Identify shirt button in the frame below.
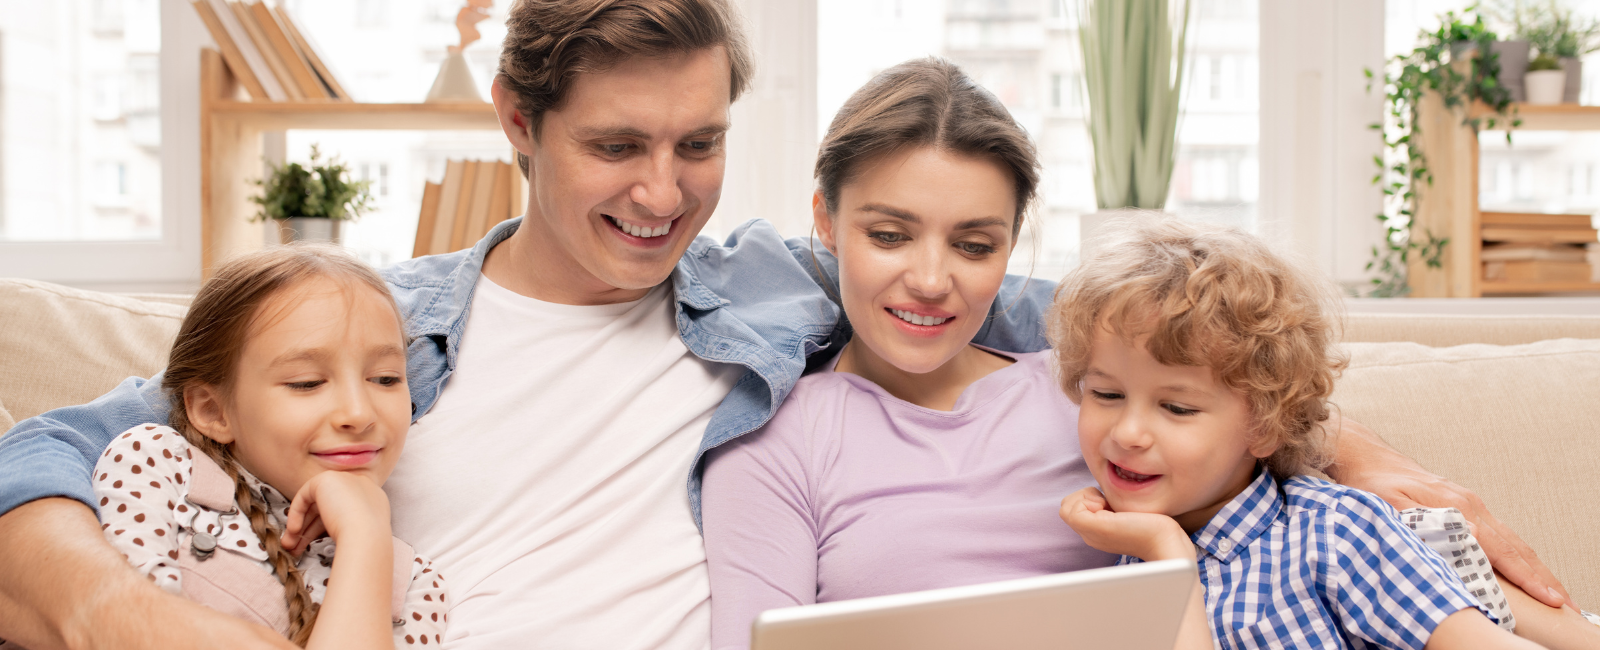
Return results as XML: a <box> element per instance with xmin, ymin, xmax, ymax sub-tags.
<box><xmin>1216</xmin><ymin>539</ymin><xmax>1233</xmax><ymax>553</ymax></box>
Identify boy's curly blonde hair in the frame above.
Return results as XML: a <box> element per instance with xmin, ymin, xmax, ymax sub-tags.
<box><xmin>1047</xmin><ymin>215</ymin><xmax>1348</xmax><ymax>480</ymax></box>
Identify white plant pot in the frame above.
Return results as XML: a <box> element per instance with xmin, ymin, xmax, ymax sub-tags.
<box><xmin>1525</xmin><ymin>69</ymin><xmax>1567</xmax><ymax>105</ymax></box>
<box><xmin>277</xmin><ymin>217</ymin><xmax>342</xmax><ymax>244</ymax></box>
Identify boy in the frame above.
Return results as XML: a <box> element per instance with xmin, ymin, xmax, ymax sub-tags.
<box><xmin>1048</xmin><ymin>218</ymin><xmax>1597</xmax><ymax>649</ymax></box>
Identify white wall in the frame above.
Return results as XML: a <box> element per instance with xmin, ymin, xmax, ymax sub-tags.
<box><xmin>1259</xmin><ymin>0</ymin><xmax>1388</xmax><ymax>289</ymax></box>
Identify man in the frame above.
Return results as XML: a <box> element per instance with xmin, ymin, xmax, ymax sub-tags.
<box><xmin>0</xmin><ymin>1</ymin><xmax>1571</xmax><ymax>649</ymax></box>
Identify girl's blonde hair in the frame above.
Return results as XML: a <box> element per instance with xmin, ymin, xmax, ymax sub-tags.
<box><xmin>1046</xmin><ymin>216</ymin><xmax>1348</xmax><ymax>479</ymax></box>
<box><xmin>161</xmin><ymin>244</ymin><xmax>401</xmax><ymax>646</ymax></box>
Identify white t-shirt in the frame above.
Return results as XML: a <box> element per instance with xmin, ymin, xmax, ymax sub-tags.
<box><xmin>386</xmin><ymin>275</ymin><xmax>742</xmax><ymax>649</ymax></box>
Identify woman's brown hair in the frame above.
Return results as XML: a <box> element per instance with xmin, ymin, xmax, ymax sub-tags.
<box><xmin>814</xmin><ymin>57</ymin><xmax>1041</xmax><ymax>238</ymax></box>
<box><xmin>162</xmin><ymin>244</ymin><xmax>400</xmax><ymax>646</ymax></box>
<box><xmin>497</xmin><ymin>0</ymin><xmax>755</xmax><ymax>177</ymax></box>
<box><xmin>1046</xmin><ymin>216</ymin><xmax>1348</xmax><ymax>480</ymax></box>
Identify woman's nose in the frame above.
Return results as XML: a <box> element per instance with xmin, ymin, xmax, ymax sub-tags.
<box><xmin>904</xmin><ymin>242</ymin><xmax>953</xmax><ymax>298</ymax></box>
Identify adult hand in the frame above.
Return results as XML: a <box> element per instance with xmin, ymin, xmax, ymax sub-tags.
<box><xmin>0</xmin><ymin>498</ymin><xmax>295</xmax><ymax>650</ymax></box>
<box><xmin>1060</xmin><ymin>488</ymin><xmax>1194</xmax><ymax>562</ymax></box>
<box><xmin>282</xmin><ymin>471</ymin><xmax>392</xmax><ymax>554</ymax></box>
<box><xmin>1324</xmin><ymin>418</ymin><xmax>1573</xmax><ymax>610</ymax></box>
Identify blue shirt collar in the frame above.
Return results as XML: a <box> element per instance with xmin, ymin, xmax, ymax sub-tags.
<box><xmin>1190</xmin><ymin>469</ymin><xmax>1281</xmax><ymax>562</ymax></box>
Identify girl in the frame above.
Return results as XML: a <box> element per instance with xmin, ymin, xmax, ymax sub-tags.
<box><xmin>700</xmin><ymin>57</ymin><xmax>1114</xmax><ymax>650</ymax></box>
<box><xmin>1051</xmin><ymin>217</ymin><xmax>1600</xmax><ymax>649</ymax></box>
<box><xmin>91</xmin><ymin>245</ymin><xmax>448</xmax><ymax>649</ymax></box>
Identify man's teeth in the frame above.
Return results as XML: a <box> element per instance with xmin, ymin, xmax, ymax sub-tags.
<box><xmin>891</xmin><ymin>309</ymin><xmax>949</xmax><ymax>327</ymax></box>
<box><xmin>608</xmin><ymin>216</ymin><xmax>671</xmax><ymax>238</ymax></box>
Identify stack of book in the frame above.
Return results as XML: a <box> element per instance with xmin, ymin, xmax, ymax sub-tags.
<box><xmin>1480</xmin><ymin>212</ymin><xmax>1599</xmax><ymax>283</ymax></box>
<box><xmin>412</xmin><ymin>160</ymin><xmax>524</xmax><ymax>257</ymax></box>
<box><xmin>191</xmin><ymin>0</ymin><xmax>349</xmax><ymax>102</ymax></box>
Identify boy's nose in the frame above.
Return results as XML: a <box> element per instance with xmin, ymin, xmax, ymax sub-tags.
<box><xmin>1108</xmin><ymin>413</ymin><xmax>1154</xmax><ymax>450</ymax></box>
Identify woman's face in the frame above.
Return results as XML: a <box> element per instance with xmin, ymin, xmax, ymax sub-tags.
<box><xmin>816</xmin><ymin>146</ymin><xmax>1017</xmax><ymax>375</ymax></box>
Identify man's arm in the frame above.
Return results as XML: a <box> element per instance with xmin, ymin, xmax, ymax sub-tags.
<box><xmin>1323</xmin><ymin>417</ymin><xmax>1573</xmax><ymax>609</ymax></box>
<box><xmin>0</xmin><ymin>499</ymin><xmax>293</xmax><ymax>650</ymax></box>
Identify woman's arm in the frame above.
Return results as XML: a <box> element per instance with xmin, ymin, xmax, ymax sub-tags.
<box><xmin>702</xmin><ymin>419</ymin><xmax>823</xmax><ymax>650</ymax></box>
<box><xmin>1425</xmin><ymin>609</ymin><xmax>1542</xmax><ymax>650</ymax></box>
<box><xmin>283</xmin><ymin>472</ymin><xmax>394</xmax><ymax>650</ymax></box>
<box><xmin>1496</xmin><ymin>573</ymin><xmax>1600</xmax><ymax>649</ymax></box>
<box><xmin>1322</xmin><ymin>417</ymin><xmax>1571</xmax><ymax>609</ymax></box>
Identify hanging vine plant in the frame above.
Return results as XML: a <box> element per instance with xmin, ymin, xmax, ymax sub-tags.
<box><xmin>1364</xmin><ymin>10</ymin><xmax>1519</xmax><ymax>296</ymax></box>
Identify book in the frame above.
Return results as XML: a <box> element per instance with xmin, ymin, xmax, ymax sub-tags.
<box><xmin>480</xmin><ymin>162</ymin><xmax>512</xmax><ymax>243</ymax></box>
<box><xmin>431</xmin><ymin>160</ymin><xmax>468</xmax><ymax>256</ymax></box>
<box><xmin>1480</xmin><ymin>212</ymin><xmax>1594</xmax><ymax>228</ymax></box>
<box><xmin>274</xmin><ymin>5</ymin><xmax>350</xmax><ymax>101</ymax></box>
<box><xmin>455</xmin><ymin>161</ymin><xmax>496</xmax><ymax>251</ymax></box>
<box><xmin>200</xmin><ymin>0</ymin><xmax>287</xmax><ymax>101</ymax></box>
<box><xmin>191</xmin><ymin>1</ymin><xmax>270</xmax><ymax>100</ymax></box>
<box><xmin>228</xmin><ymin>1</ymin><xmax>304</xmax><ymax>101</ymax></box>
<box><xmin>1480</xmin><ymin>243</ymin><xmax>1588</xmax><ymax>263</ymax></box>
<box><xmin>1483</xmin><ymin>260</ymin><xmax>1595</xmax><ymax>283</ymax></box>
<box><xmin>443</xmin><ymin>162</ymin><xmax>481</xmax><ymax>254</ymax></box>
<box><xmin>1481</xmin><ymin>226</ymin><xmax>1599</xmax><ymax>244</ymax></box>
<box><xmin>247</xmin><ymin>1</ymin><xmax>330</xmax><ymax>100</ymax></box>
<box><xmin>413</xmin><ymin>181</ymin><xmax>443</xmax><ymax>258</ymax></box>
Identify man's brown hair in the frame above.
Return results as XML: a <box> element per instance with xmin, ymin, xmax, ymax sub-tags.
<box><xmin>497</xmin><ymin>0</ymin><xmax>755</xmax><ymax>177</ymax></box>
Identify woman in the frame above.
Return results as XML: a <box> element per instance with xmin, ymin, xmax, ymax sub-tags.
<box><xmin>700</xmin><ymin>58</ymin><xmax>1114</xmax><ymax>650</ymax></box>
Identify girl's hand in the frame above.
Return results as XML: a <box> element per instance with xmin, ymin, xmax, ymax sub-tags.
<box><xmin>281</xmin><ymin>471</ymin><xmax>392</xmax><ymax>554</ymax></box>
<box><xmin>1060</xmin><ymin>488</ymin><xmax>1195</xmax><ymax>562</ymax></box>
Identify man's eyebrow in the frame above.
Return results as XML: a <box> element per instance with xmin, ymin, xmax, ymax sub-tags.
<box><xmin>571</xmin><ymin>123</ymin><xmax>730</xmax><ymax>141</ymax></box>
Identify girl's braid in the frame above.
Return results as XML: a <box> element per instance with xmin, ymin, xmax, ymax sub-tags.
<box><xmin>182</xmin><ymin>431</ymin><xmax>322</xmax><ymax>646</ymax></box>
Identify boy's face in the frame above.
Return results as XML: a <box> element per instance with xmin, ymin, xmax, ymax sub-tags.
<box><xmin>1078</xmin><ymin>328</ymin><xmax>1277</xmax><ymax>534</ymax></box>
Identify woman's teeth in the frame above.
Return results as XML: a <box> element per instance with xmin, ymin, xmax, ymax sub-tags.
<box><xmin>891</xmin><ymin>309</ymin><xmax>949</xmax><ymax>327</ymax></box>
<box><xmin>608</xmin><ymin>216</ymin><xmax>670</xmax><ymax>238</ymax></box>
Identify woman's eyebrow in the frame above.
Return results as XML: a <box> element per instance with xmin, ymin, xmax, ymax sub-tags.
<box><xmin>858</xmin><ymin>202</ymin><xmax>919</xmax><ymax>222</ymax></box>
<box><xmin>954</xmin><ymin>216</ymin><xmax>1009</xmax><ymax>230</ymax></box>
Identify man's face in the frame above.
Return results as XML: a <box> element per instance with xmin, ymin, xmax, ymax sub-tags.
<box><xmin>516</xmin><ymin>48</ymin><xmax>732</xmax><ymax>301</ymax></box>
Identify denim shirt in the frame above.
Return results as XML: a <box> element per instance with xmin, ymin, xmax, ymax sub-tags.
<box><xmin>0</xmin><ymin>217</ymin><xmax>1057</xmax><ymax>526</ymax></box>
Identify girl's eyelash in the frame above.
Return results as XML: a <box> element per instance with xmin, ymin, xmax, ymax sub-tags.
<box><xmin>287</xmin><ymin>380</ymin><xmax>323</xmax><ymax>391</ymax></box>
<box><xmin>373</xmin><ymin>376</ymin><xmax>403</xmax><ymax>387</ymax></box>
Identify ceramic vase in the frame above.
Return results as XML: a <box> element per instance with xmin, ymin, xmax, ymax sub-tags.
<box><xmin>1525</xmin><ymin>69</ymin><xmax>1567</xmax><ymax>105</ymax></box>
<box><xmin>1492</xmin><ymin>41</ymin><xmax>1531</xmax><ymax>102</ymax></box>
<box><xmin>1562</xmin><ymin>58</ymin><xmax>1584</xmax><ymax>103</ymax></box>
<box><xmin>426</xmin><ymin>51</ymin><xmax>483</xmax><ymax>102</ymax></box>
<box><xmin>278</xmin><ymin>217</ymin><xmax>342</xmax><ymax>245</ymax></box>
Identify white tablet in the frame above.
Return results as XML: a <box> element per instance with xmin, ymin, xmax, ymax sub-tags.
<box><xmin>750</xmin><ymin>558</ymin><xmax>1196</xmax><ymax>650</ymax></box>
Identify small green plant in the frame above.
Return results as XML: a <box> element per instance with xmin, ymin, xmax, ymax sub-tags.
<box><xmin>1362</xmin><ymin>9</ymin><xmax>1519</xmax><ymax>297</ymax></box>
<box><xmin>1528</xmin><ymin>53</ymin><xmax>1563</xmax><ymax>70</ymax></box>
<box><xmin>1498</xmin><ymin>0</ymin><xmax>1600</xmax><ymax>58</ymax></box>
<box><xmin>250</xmin><ymin>145</ymin><xmax>374</xmax><ymax>221</ymax></box>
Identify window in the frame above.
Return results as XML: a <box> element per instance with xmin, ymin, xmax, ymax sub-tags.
<box><xmin>0</xmin><ymin>1</ymin><xmax>160</xmax><ymax>243</ymax></box>
<box><xmin>819</xmin><ymin>0</ymin><xmax>1259</xmax><ymax>280</ymax></box>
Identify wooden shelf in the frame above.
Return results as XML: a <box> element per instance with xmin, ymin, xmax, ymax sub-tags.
<box><xmin>208</xmin><ymin>100</ymin><xmax>498</xmax><ymax>131</ymax></box>
<box><xmin>1482</xmin><ymin>280</ymin><xmax>1600</xmax><ymax>295</ymax></box>
<box><xmin>1470</xmin><ymin>102</ymin><xmax>1600</xmax><ymax>131</ymax></box>
<box><xmin>199</xmin><ymin>49</ymin><xmax>504</xmax><ymax>276</ymax></box>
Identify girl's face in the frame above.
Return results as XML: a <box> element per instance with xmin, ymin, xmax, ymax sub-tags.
<box><xmin>193</xmin><ymin>276</ymin><xmax>411</xmax><ymax>499</ymax></box>
<box><xmin>1077</xmin><ymin>328</ymin><xmax>1277</xmax><ymax>533</ymax></box>
<box><xmin>815</xmin><ymin>146</ymin><xmax>1017</xmax><ymax>375</ymax></box>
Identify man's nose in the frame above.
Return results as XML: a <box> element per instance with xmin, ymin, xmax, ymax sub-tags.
<box><xmin>630</xmin><ymin>148</ymin><xmax>683</xmax><ymax>218</ymax></box>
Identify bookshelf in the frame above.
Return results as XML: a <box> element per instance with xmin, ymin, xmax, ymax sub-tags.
<box><xmin>199</xmin><ymin>49</ymin><xmax>502</xmax><ymax>275</ymax></box>
<box><xmin>1408</xmin><ymin>95</ymin><xmax>1600</xmax><ymax>297</ymax></box>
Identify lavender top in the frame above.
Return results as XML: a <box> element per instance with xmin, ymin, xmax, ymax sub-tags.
<box><xmin>701</xmin><ymin>350</ymin><xmax>1116</xmax><ymax>650</ymax></box>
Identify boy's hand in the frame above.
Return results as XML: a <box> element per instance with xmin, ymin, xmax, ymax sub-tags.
<box><xmin>281</xmin><ymin>471</ymin><xmax>392</xmax><ymax>554</ymax></box>
<box><xmin>1060</xmin><ymin>488</ymin><xmax>1195</xmax><ymax>562</ymax></box>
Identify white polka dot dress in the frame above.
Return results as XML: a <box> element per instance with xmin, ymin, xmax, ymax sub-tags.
<box><xmin>92</xmin><ymin>424</ymin><xmax>450</xmax><ymax>647</ymax></box>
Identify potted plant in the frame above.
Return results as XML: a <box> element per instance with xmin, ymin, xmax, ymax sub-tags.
<box><xmin>250</xmin><ymin>145</ymin><xmax>374</xmax><ymax>244</ymax></box>
<box><xmin>1364</xmin><ymin>9</ymin><xmax>1518</xmax><ymax>296</ymax></box>
<box><xmin>1075</xmin><ymin>0</ymin><xmax>1191</xmax><ymax>256</ymax></box>
<box><xmin>1525</xmin><ymin>52</ymin><xmax>1567</xmax><ymax>103</ymax></box>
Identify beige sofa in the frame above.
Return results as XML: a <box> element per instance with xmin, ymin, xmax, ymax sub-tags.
<box><xmin>2</xmin><ymin>277</ymin><xmax>1598</xmax><ymax>608</ymax></box>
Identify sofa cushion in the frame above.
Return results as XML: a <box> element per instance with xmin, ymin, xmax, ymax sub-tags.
<box><xmin>1343</xmin><ymin>313</ymin><xmax>1600</xmax><ymax>347</ymax></box>
<box><xmin>1332</xmin><ymin>337</ymin><xmax>1600</xmax><ymax>609</ymax></box>
<box><xmin>0</xmin><ymin>278</ymin><xmax>186</xmax><ymax>425</ymax></box>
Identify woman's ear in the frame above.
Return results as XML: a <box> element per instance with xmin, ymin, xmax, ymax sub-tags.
<box><xmin>184</xmin><ymin>384</ymin><xmax>235</xmax><ymax>445</ymax></box>
<box><xmin>812</xmin><ymin>192</ymin><xmax>839</xmax><ymax>255</ymax></box>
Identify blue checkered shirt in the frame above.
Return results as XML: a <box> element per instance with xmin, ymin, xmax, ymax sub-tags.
<box><xmin>1119</xmin><ymin>471</ymin><xmax>1492</xmax><ymax>649</ymax></box>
